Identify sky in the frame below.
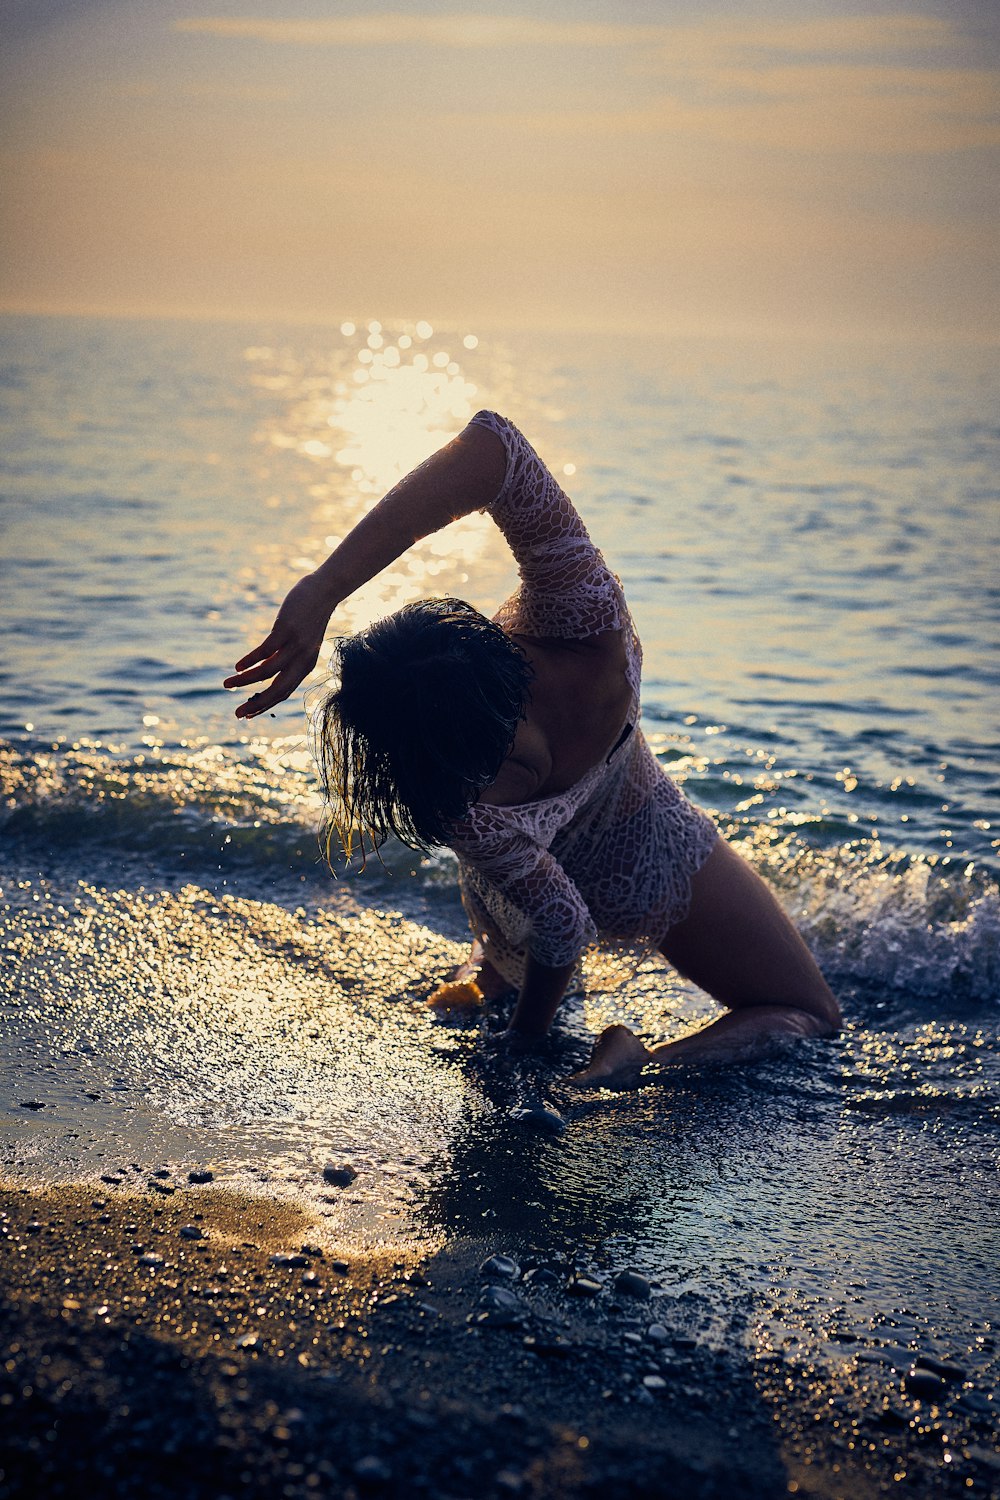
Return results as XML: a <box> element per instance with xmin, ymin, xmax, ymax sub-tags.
<box><xmin>1</xmin><ymin>0</ymin><xmax>998</xmax><ymax>339</ymax></box>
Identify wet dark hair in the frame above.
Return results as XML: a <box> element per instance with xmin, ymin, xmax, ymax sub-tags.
<box><xmin>315</xmin><ymin>598</ymin><xmax>533</xmax><ymax>860</ymax></box>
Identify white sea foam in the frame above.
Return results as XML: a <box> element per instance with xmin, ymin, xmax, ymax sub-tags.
<box><xmin>790</xmin><ymin>846</ymin><xmax>999</xmax><ymax>1002</ymax></box>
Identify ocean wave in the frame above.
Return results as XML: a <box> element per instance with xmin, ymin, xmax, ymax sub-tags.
<box><xmin>0</xmin><ymin>737</ymin><xmax>325</xmax><ymax>871</ymax></box>
<box><xmin>771</xmin><ymin>837</ymin><xmax>999</xmax><ymax>1006</ymax></box>
<box><xmin>2</xmin><ymin>738</ymin><xmax>997</xmax><ymax>1003</ymax></box>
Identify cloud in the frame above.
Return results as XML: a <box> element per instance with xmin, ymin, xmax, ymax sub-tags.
<box><xmin>461</xmin><ymin>63</ymin><xmax>1000</xmax><ymax>155</ymax></box>
<box><xmin>174</xmin><ymin>15</ymin><xmax>670</xmax><ymax>48</ymax></box>
<box><xmin>169</xmin><ymin>13</ymin><xmax>998</xmax><ymax>154</ymax></box>
<box><xmin>652</xmin><ymin>14</ymin><xmax>952</xmax><ymax>61</ymax></box>
<box><xmin>173</xmin><ymin>13</ymin><xmax>951</xmax><ymax>55</ymax></box>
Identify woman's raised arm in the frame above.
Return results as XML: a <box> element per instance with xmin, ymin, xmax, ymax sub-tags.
<box><xmin>224</xmin><ymin>421</ymin><xmax>506</xmax><ymax>718</ymax></box>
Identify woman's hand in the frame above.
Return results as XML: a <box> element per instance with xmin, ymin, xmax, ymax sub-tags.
<box><xmin>222</xmin><ymin>421</ymin><xmax>504</xmax><ymax>720</ymax></box>
<box><xmin>224</xmin><ymin>572</ymin><xmax>336</xmax><ymax>718</ymax></box>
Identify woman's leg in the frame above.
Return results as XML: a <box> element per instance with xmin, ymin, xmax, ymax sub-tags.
<box><xmin>571</xmin><ymin>839</ymin><xmax>840</xmax><ymax>1085</ymax></box>
<box><xmin>436</xmin><ymin>889</ymin><xmax>517</xmax><ymax>1002</ymax></box>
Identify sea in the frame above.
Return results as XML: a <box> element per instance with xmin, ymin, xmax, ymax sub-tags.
<box><xmin>1</xmin><ymin>313</ymin><xmax>998</xmax><ymax>1440</ymax></box>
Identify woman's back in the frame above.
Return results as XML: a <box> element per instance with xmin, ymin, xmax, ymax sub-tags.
<box><xmin>479</xmin><ymin>628</ymin><xmax>634</xmax><ymax>806</ymax></box>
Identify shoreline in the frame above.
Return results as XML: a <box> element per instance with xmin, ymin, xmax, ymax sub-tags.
<box><xmin>2</xmin><ymin>1178</ymin><xmax>995</xmax><ymax>1499</ymax></box>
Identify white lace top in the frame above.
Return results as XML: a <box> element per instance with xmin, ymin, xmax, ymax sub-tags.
<box><xmin>448</xmin><ymin>411</ymin><xmax>718</xmax><ymax>984</ymax></box>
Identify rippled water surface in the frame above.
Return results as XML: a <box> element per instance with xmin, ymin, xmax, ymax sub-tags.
<box><xmin>1</xmin><ymin>315</ymin><xmax>998</xmax><ymax>1459</ymax></box>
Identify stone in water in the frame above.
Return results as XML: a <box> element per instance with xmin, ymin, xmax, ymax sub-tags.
<box><xmin>323</xmin><ymin>1162</ymin><xmax>357</xmax><ymax>1187</ymax></box>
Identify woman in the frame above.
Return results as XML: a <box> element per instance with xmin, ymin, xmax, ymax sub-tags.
<box><xmin>225</xmin><ymin>411</ymin><xmax>839</xmax><ymax>1085</ymax></box>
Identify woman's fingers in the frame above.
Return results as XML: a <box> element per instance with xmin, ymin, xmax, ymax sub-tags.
<box><xmin>235</xmin><ymin>663</ymin><xmax>309</xmax><ymax>718</ymax></box>
<box><xmin>227</xmin><ymin>572</ymin><xmax>334</xmax><ymax>717</ymax></box>
<box><xmin>233</xmin><ymin>633</ymin><xmax>278</xmax><ymax>673</ymax></box>
<box><xmin>227</xmin><ymin>642</ymin><xmax>319</xmax><ymax>717</ymax></box>
<box><xmin>223</xmin><ymin>654</ymin><xmax>286</xmax><ymax>690</ymax></box>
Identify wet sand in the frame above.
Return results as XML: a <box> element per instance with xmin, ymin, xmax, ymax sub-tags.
<box><xmin>2</xmin><ymin>1178</ymin><xmax>996</xmax><ymax>1500</ymax></box>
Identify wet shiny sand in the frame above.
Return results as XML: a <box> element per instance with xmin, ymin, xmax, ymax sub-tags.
<box><xmin>2</xmin><ymin>1177</ymin><xmax>996</xmax><ymax>1500</ymax></box>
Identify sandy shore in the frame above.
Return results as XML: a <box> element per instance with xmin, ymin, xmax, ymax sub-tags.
<box><xmin>1</xmin><ymin>1177</ymin><xmax>995</xmax><ymax>1500</ymax></box>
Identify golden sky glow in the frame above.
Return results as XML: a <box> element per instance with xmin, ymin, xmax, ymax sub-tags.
<box><xmin>1</xmin><ymin>3</ymin><xmax>997</xmax><ymax>339</ymax></box>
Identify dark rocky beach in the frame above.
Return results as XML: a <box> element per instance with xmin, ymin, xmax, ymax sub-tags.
<box><xmin>1</xmin><ymin>1176</ymin><xmax>996</xmax><ymax>1500</ymax></box>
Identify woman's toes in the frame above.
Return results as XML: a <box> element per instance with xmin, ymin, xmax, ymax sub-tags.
<box><xmin>566</xmin><ymin>1025</ymin><xmax>650</xmax><ymax>1088</ymax></box>
<box><xmin>436</xmin><ymin>953</ymin><xmax>513</xmax><ymax>1006</ymax></box>
<box><xmin>427</xmin><ymin>977</ymin><xmax>484</xmax><ymax>1011</ymax></box>
<box><xmin>592</xmin><ymin>1024</ymin><xmax>639</xmax><ymax>1060</ymax></box>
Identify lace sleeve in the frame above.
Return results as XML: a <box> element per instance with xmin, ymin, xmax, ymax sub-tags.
<box><xmin>467</xmin><ymin>410</ymin><xmax>628</xmax><ymax>640</ymax></box>
<box><xmin>449</xmin><ymin>803</ymin><xmax>596</xmax><ymax>968</ymax></box>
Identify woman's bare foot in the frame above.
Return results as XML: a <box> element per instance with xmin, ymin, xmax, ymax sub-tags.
<box><xmin>566</xmin><ymin>1024</ymin><xmax>651</xmax><ymax>1090</ymax></box>
<box><xmin>432</xmin><ymin>942</ymin><xmax>513</xmax><ymax>1004</ymax></box>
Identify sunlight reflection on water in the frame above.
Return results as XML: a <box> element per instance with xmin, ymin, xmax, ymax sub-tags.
<box><xmin>245</xmin><ymin>323</ymin><xmax>501</xmax><ymax>634</ymax></box>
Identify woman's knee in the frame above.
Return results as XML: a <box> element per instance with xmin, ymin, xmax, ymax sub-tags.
<box><xmin>791</xmin><ymin>990</ymin><xmax>839</xmax><ymax>1038</ymax></box>
<box><xmin>799</xmin><ymin>982</ymin><xmax>842</xmax><ymax>1035</ymax></box>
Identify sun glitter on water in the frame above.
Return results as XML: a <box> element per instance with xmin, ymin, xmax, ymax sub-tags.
<box><xmin>246</xmin><ymin>320</ymin><xmax>498</xmax><ymax>635</ymax></box>
<box><xmin>330</xmin><ymin>318</ymin><xmax>479</xmax><ymax>495</ymax></box>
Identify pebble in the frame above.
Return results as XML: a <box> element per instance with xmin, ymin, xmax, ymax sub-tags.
<box><xmin>330</xmin><ymin>1258</ymin><xmax>350</xmax><ymax>1275</ymax></box>
<box><xmin>476</xmin><ymin>1284</ymin><xmax>524</xmax><ymax>1332</ymax></box>
<box><xmin>474</xmin><ymin>1308</ymin><xmax>519</xmax><ymax>1329</ymax></box>
<box><xmin>480</xmin><ymin>1285</ymin><xmax>522</xmax><ymax>1314</ymax></box>
<box><xmin>902</xmin><ymin>1368</ymin><xmax>946</xmax><ymax>1400</ymax></box>
<box><xmin>508</xmin><ymin>1103</ymin><xmax>566</xmax><ymax>1136</ymax></box>
<box><xmin>322</xmin><ymin>1163</ymin><xmax>357</xmax><ymax>1187</ymax></box>
<box><xmin>614</xmin><ymin>1270</ymin><xmax>651</xmax><ymax>1300</ymax></box>
<box><xmin>647</xmin><ymin>1324</ymin><xmax>669</xmax><ymax>1343</ymax></box>
<box><xmin>353</xmin><ymin>1455</ymin><xmax>391</xmax><ymax>1483</ymax></box>
<box><xmin>269</xmin><ymin>1252</ymin><xmax>311</xmax><ymax>1268</ymax></box>
<box><xmin>643</xmin><ymin>1374</ymin><xmax>668</xmax><ymax>1390</ymax></box>
<box><xmin>138</xmin><ymin>1253</ymin><xmax>164</xmax><ymax>1267</ymax></box>
<box><xmin>179</xmin><ymin>1225</ymin><xmax>204</xmax><ymax>1240</ymax></box>
<box><xmin>480</xmin><ymin>1254</ymin><xmax>519</xmax><ymax>1281</ymax></box>
<box><xmin>236</xmin><ymin>1333</ymin><xmax>260</xmax><ymax>1350</ymax></box>
<box><xmin>566</xmin><ymin>1275</ymin><xmax>603</xmax><ymax>1298</ymax></box>
<box><xmin>523</xmin><ymin>1266</ymin><xmax>559</xmax><ymax>1288</ymax></box>
<box><xmin>187</xmin><ymin>1169</ymin><xmax>214</xmax><ymax>1184</ymax></box>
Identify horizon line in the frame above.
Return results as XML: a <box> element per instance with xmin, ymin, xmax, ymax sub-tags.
<box><xmin>2</xmin><ymin>300</ymin><xmax>997</xmax><ymax>350</ymax></box>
